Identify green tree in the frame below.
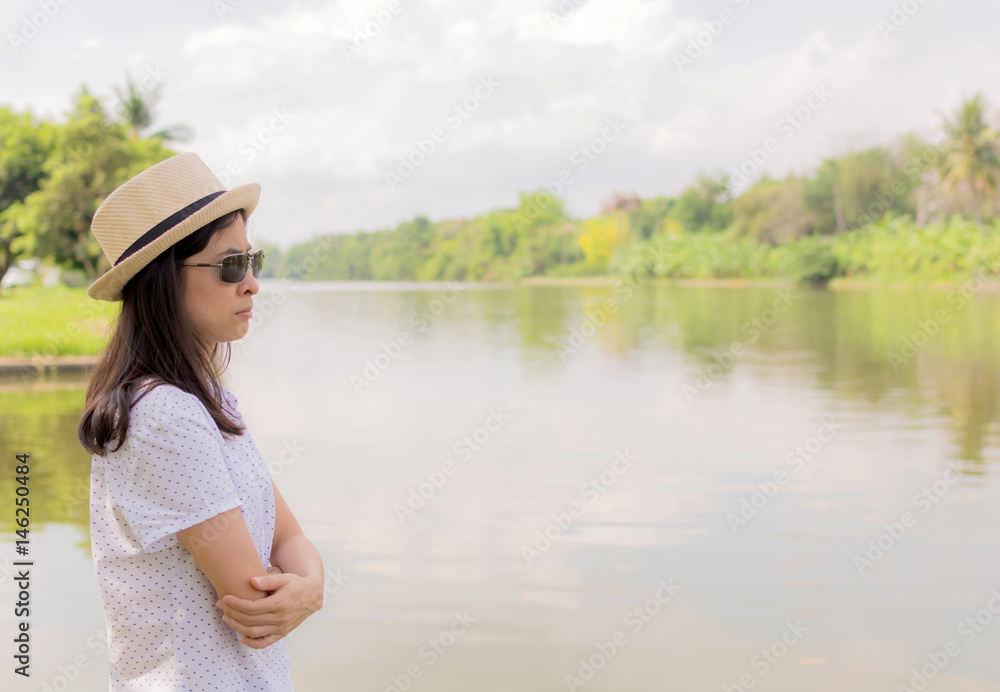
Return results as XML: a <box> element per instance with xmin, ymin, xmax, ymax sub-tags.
<box><xmin>669</xmin><ymin>172</ymin><xmax>732</xmax><ymax>232</ymax></box>
<box><xmin>9</xmin><ymin>87</ymin><xmax>174</xmax><ymax>279</ymax></box>
<box><xmin>889</xmin><ymin>131</ymin><xmax>946</xmax><ymax>227</ymax></box>
<box><xmin>939</xmin><ymin>92</ymin><xmax>1000</xmax><ymax>234</ymax></box>
<box><xmin>628</xmin><ymin>195</ymin><xmax>673</xmax><ymax>239</ymax></box>
<box><xmin>254</xmin><ymin>242</ymin><xmax>283</xmax><ymax>279</ymax></box>
<box><xmin>730</xmin><ymin>175</ymin><xmax>815</xmax><ymax>244</ymax></box>
<box><xmin>506</xmin><ymin>191</ymin><xmax>572</xmax><ymax>276</ymax></box>
<box><xmin>369</xmin><ymin>215</ymin><xmax>434</xmax><ymax>280</ymax></box>
<box><xmin>111</xmin><ymin>71</ymin><xmax>194</xmax><ymax>143</ymax></box>
<box><xmin>805</xmin><ymin>148</ymin><xmax>911</xmax><ymax>233</ymax></box>
<box><xmin>0</xmin><ymin>108</ymin><xmax>57</xmax><ymax>291</ymax></box>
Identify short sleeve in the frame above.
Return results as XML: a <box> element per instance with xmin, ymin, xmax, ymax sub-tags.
<box><xmin>107</xmin><ymin>385</ymin><xmax>243</xmax><ymax>553</ymax></box>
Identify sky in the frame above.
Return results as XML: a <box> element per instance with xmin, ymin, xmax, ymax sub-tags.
<box><xmin>2</xmin><ymin>0</ymin><xmax>998</xmax><ymax>252</ymax></box>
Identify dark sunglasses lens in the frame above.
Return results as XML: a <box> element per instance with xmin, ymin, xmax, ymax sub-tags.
<box><xmin>220</xmin><ymin>254</ymin><xmax>249</xmax><ymax>283</ymax></box>
<box><xmin>251</xmin><ymin>250</ymin><xmax>264</xmax><ymax>278</ymax></box>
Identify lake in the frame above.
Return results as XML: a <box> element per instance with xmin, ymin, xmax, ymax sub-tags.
<box><xmin>2</xmin><ymin>279</ymin><xmax>1000</xmax><ymax>691</ymax></box>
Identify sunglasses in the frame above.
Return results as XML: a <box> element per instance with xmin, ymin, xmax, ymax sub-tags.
<box><xmin>180</xmin><ymin>250</ymin><xmax>265</xmax><ymax>283</ymax></box>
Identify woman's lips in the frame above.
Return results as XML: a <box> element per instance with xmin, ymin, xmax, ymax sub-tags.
<box><xmin>237</xmin><ymin>308</ymin><xmax>253</xmax><ymax>318</ymax></box>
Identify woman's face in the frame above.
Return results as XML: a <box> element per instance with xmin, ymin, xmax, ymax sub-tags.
<box><xmin>180</xmin><ymin>213</ymin><xmax>258</xmax><ymax>350</ymax></box>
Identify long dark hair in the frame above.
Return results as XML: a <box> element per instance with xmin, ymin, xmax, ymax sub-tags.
<box><xmin>77</xmin><ymin>209</ymin><xmax>248</xmax><ymax>456</ymax></box>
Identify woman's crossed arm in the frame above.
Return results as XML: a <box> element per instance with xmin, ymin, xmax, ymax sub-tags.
<box><xmin>178</xmin><ymin>479</ymin><xmax>325</xmax><ymax>648</ymax></box>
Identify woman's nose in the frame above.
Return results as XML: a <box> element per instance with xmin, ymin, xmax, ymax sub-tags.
<box><xmin>241</xmin><ymin>270</ymin><xmax>259</xmax><ymax>295</ymax></box>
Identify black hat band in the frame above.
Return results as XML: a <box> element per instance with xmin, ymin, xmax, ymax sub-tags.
<box><xmin>114</xmin><ymin>191</ymin><xmax>226</xmax><ymax>266</ymax></box>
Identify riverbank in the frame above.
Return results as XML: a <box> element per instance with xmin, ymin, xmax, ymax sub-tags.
<box><xmin>0</xmin><ymin>355</ymin><xmax>99</xmax><ymax>377</ymax></box>
<box><xmin>6</xmin><ymin>276</ymin><xmax>1000</xmax><ymax>361</ymax></box>
<box><xmin>827</xmin><ymin>277</ymin><xmax>1000</xmax><ymax>291</ymax></box>
<box><xmin>522</xmin><ymin>275</ymin><xmax>1000</xmax><ymax>291</ymax></box>
<box><xmin>521</xmin><ymin>276</ymin><xmax>798</xmax><ymax>287</ymax></box>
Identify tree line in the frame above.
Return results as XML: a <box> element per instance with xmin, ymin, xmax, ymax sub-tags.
<box><xmin>266</xmin><ymin>92</ymin><xmax>1000</xmax><ymax>285</ymax></box>
<box><xmin>2</xmin><ymin>79</ymin><xmax>998</xmax><ymax>290</ymax></box>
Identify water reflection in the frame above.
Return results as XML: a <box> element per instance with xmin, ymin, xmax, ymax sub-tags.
<box><xmin>3</xmin><ymin>282</ymin><xmax>1000</xmax><ymax>690</ymax></box>
<box><xmin>0</xmin><ymin>379</ymin><xmax>91</xmax><ymax>539</ymax></box>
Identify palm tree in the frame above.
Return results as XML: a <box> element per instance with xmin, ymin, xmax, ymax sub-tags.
<box><xmin>111</xmin><ymin>72</ymin><xmax>194</xmax><ymax>143</ymax></box>
<box><xmin>938</xmin><ymin>92</ymin><xmax>1000</xmax><ymax>235</ymax></box>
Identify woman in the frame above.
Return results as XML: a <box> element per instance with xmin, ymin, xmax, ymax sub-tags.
<box><xmin>77</xmin><ymin>152</ymin><xmax>324</xmax><ymax>690</ymax></box>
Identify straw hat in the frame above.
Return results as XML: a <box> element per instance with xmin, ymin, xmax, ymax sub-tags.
<box><xmin>87</xmin><ymin>152</ymin><xmax>260</xmax><ymax>301</ymax></box>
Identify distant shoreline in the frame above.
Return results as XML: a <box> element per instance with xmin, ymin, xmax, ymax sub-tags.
<box><xmin>518</xmin><ymin>276</ymin><xmax>796</xmax><ymax>287</ymax></box>
<box><xmin>519</xmin><ymin>276</ymin><xmax>1000</xmax><ymax>290</ymax></box>
<box><xmin>5</xmin><ymin>277</ymin><xmax>1000</xmax><ymax>366</ymax></box>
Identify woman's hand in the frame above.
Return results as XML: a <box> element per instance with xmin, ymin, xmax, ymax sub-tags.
<box><xmin>216</xmin><ymin>572</ymin><xmax>323</xmax><ymax>649</ymax></box>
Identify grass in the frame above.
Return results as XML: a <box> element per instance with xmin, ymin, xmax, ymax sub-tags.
<box><xmin>0</xmin><ymin>284</ymin><xmax>116</xmax><ymax>357</ymax></box>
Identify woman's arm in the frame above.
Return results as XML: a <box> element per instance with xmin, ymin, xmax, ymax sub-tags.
<box><xmin>269</xmin><ymin>480</ymin><xmax>324</xmax><ymax>581</ymax></box>
<box><xmin>215</xmin><ymin>480</ymin><xmax>324</xmax><ymax>648</ymax></box>
<box><xmin>177</xmin><ymin>506</ymin><xmax>271</xmax><ymax>601</ymax></box>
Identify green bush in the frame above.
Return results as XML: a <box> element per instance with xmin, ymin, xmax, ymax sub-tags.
<box><xmin>784</xmin><ymin>235</ymin><xmax>841</xmax><ymax>286</ymax></box>
<box><xmin>831</xmin><ymin>214</ymin><xmax>1000</xmax><ymax>281</ymax></box>
<box><xmin>607</xmin><ymin>214</ymin><xmax>1000</xmax><ymax>285</ymax></box>
<box><xmin>609</xmin><ymin>233</ymin><xmax>784</xmax><ymax>280</ymax></box>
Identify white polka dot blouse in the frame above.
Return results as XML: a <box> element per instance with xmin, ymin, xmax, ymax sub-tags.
<box><xmin>89</xmin><ymin>380</ymin><xmax>294</xmax><ymax>691</ymax></box>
